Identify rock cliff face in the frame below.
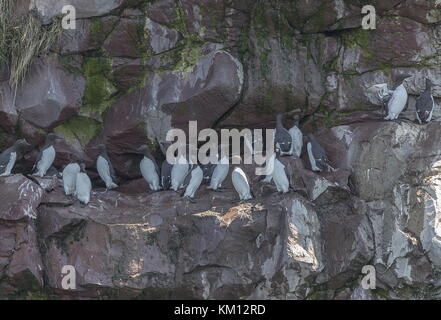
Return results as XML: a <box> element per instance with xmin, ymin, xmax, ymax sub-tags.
<box><xmin>0</xmin><ymin>0</ymin><xmax>441</xmax><ymax>299</ymax></box>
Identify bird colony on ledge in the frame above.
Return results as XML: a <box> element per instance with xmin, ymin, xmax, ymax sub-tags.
<box><xmin>0</xmin><ymin>75</ymin><xmax>435</xmax><ymax>205</ymax></box>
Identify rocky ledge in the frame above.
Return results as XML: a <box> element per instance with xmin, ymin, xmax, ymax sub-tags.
<box><xmin>2</xmin><ymin>120</ymin><xmax>441</xmax><ymax>300</ymax></box>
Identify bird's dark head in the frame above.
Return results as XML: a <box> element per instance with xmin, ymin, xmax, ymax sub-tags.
<box><xmin>426</xmin><ymin>78</ymin><xmax>433</xmax><ymax>90</ymax></box>
<box><xmin>69</xmin><ymin>153</ymin><xmax>81</xmax><ymax>163</ymax></box>
<box><xmin>159</xmin><ymin>141</ymin><xmax>172</xmax><ymax>155</ymax></box>
<box><xmin>92</xmin><ymin>144</ymin><xmax>106</xmax><ymax>152</ymax></box>
<box><xmin>394</xmin><ymin>74</ymin><xmax>412</xmax><ymax>87</ymax></box>
<box><xmin>47</xmin><ymin>133</ymin><xmax>63</xmax><ymax>143</ymax></box>
<box><xmin>276</xmin><ymin>113</ymin><xmax>284</xmax><ymax>123</ymax></box>
<box><xmin>136</xmin><ymin>145</ymin><xmax>149</xmax><ymax>152</ymax></box>
<box><xmin>137</xmin><ymin>144</ymin><xmax>152</xmax><ymax>157</ymax></box>
<box><xmin>15</xmin><ymin>139</ymin><xmax>31</xmax><ymax>149</ymax></box>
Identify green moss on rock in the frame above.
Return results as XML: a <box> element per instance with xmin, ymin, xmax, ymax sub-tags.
<box><xmin>82</xmin><ymin>56</ymin><xmax>116</xmax><ymax>115</ymax></box>
<box><xmin>54</xmin><ymin>116</ymin><xmax>102</xmax><ymax>146</ymax></box>
<box><xmin>169</xmin><ymin>2</ymin><xmax>205</xmax><ymax>75</ymax></box>
<box><xmin>342</xmin><ymin>29</ymin><xmax>373</xmax><ymax>60</ymax></box>
<box><xmin>90</xmin><ymin>17</ymin><xmax>103</xmax><ymax>36</ymax></box>
<box><xmin>83</xmin><ymin>56</ymin><xmax>112</xmax><ymax>77</ymax></box>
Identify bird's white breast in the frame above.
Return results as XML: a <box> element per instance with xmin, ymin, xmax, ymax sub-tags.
<box><xmin>97</xmin><ymin>156</ymin><xmax>111</xmax><ymax>178</ymax></box>
<box><xmin>2</xmin><ymin>152</ymin><xmax>17</xmax><ymax>176</ymax></box>
<box><xmin>307</xmin><ymin>142</ymin><xmax>320</xmax><ymax>172</ymax></box>
<box><xmin>141</xmin><ymin>157</ymin><xmax>160</xmax><ymax>190</ymax></box>
<box><xmin>185</xmin><ymin>167</ymin><xmax>203</xmax><ymax>197</ymax></box>
<box><xmin>171</xmin><ymin>157</ymin><xmax>189</xmax><ymax>190</ymax></box>
<box><xmin>232</xmin><ymin>167</ymin><xmax>251</xmax><ymax>199</ymax></box>
<box><xmin>289</xmin><ymin>126</ymin><xmax>303</xmax><ymax>157</ymax></box>
<box><xmin>388</xmin><ymin>84</ymin><xmax>408</xmax><ymax>116</ymax></box>
<box><xmin>210</xmin><ymin>157</ymin><xmax>229</xmax><ymax>188</ymax></box>
<box><xmin>37</xmin><ymin>146</ymin><xmax>56</xmax><ymax>175</ymax></box>
<box><xmin>141</xmin><ymin>157</ymin><xmax>156</xmax><ymax>177</ymax></box>
<box><xmin>41</xmin><ymin>146</ymin><xmax>55</xmax><ymax>164</ymax></box>
<box><xmin>272</xmin><ymin>159</ymin><xmax>289</xmax><ymax>192</ymax></box>
<box><xmin>76</xmin><ymin>172</ymin><xmax>92</xmax><ymax>204</ymax></box>
<box><xmin>62</xmin><ymin>163</ymin><xmax>81</xmax><ymax>195</ymax></box>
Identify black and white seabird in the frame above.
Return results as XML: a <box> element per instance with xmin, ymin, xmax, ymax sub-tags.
<box><xmin>93</xmin><ymin>144</ymin><xmax>118</xmax><ymax>190</ymax></box>
<box><xmin>288</xmin><ymin>123</ymin><xmax>303</xmax><ymax>157</ymax></box>
<box><xmin>138</xmin><ymin>145</ymin><xmax>161</xmax><ymax>191</ymax></box>
<box><xmin>161</xmin><ymin>160</ymin><xmax>173</xmax><ymax>190</ymax></box>
<box><xmin>271</xmin><ymin>153</ymin><xmax>291</xmax><ymax>193</ymax></box>
<box><xmin>201</xmin><ymin>163</ymin><xmax>216</xmax><ymax>184</ymax></box>
<box><xmin>384</xmin><ymin>74</ymin><xmax>412</xmax><ymax>121</ymax></box>
<box><xmin>232</xmin><ymin>167</ymin><xmax>254</xmax><ymax>201</ymax></box>
<box><xmin>181</xmin><ymin>165</ymin><xmax>204</xmax><ymax>200</ymax></box>
<box><xmin>275</xmin><ymin>114</ymin><xmax>292</xmax><ymax>155</ymax></box>
<box><xmin>158</xmin><ymin>141</ymin><xmax>172</xmax><ymax>190</ymax></box>
<box><xmin>415</xmin><ymin>78</ymin><xmax>435</xmax><ymax>124</ymax></box>
<box><xmin>0</xmin><ymin>139</ymin><xmax>31</xmax><ymax>176</ymax></box>
<box><xmin>76</xmin><ymin>163</ymin><xmax>92</xmax><ymax>205</ymax></box>
<box><xmin>306</xmin><ymin>133</ymin><xmax>335</xmax><ymax>172</ymax></box>
<box><xmin>171</xmin><ymin>153</ymin><xmax>190</xmax><ymax>191</ymax></box>
<box><xmin>33</xmin><ymin>133</ymin><xmax>62</xmax><ymax>177</ymax></box>
<box><xmin>257</xmin><ymin>152</ymin><xmax>275</xmax><ymax>183</ymax></box>
<box><xmin>62</xmin><ymin>155</ymin><xmax>81</xmax><ymax>196</ymax></box>
<box><xmin>207</xmin><ymin>144</ymin><xmax>230</xmax><ymax>190</ymax></box>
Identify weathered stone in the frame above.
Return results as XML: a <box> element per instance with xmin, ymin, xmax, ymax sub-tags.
<box><xmin>111</xmin><ymin>58</ymin><xmax>145</xmax><ymax>91</ymax></box>
<box><xmin>56</xmin><ymin>16</ymin><xmax>119</xmax><ymax>55</ymax></box>
<box><xmin>103</xmin><ymin>18</ymin><xmax>145</xmax><ymax>58</ymax></box>
<box><xmin>0</xmin><ymin>175</ymin><xmax>43</xmax><ymax>221</ymax></box>
<box><xmin>145</xmin><ymin>18</ymin><xmax>180</xmax><ymax>55</ymax></box>
<box><xmin>14</xmin><ymin>56</ymin><xmax>86</xmax><ymax>130</ymax></box>
<box><xmin>101</xmin><ymin>50</ymin><xmax>243</xmax><ymax>177</ymax></box>
<box><xmin>0</xmin><ymin>82</ymin><xmax>18</xmax><ymax>131</ymax></box>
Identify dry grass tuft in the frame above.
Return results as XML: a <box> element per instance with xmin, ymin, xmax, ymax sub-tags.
<box><xmin>0</xmin><ymin>0</ymin><xmax>61</xmax><ymax>92</ymax></box>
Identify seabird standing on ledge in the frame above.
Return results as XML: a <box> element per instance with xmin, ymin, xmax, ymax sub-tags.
<box><xmin>33</xmin><ymin>133</ymin><xmax>62</xmax><ymax>177</ymax></box>
<box><xmin>208</xmin><ymin>144</ymin><xmax>230</xmax><ymax>191</ymax></box>
<box><xmin>138</xmin><ymin>145</ymin><xmax>161</xmax><ymax>191</ymax></box>
<box><xmin>288</xmin><ymin>122</ymin><xmax>303</xmax><ymax>158</ymax></box>
<box><xmin>232</xmin><ymin>166</ymin><xmax>254</xmax><ymax>201</ymax></box>
<box><xmin>0</xmin><ymin>139</ymin><xmax>31</xmax><ymax>176</ymax></box>
<box><xmin>271</xmin><ymin>152</ymin><xmax>291</xmax><ymax>193</ymax></box>
<box><xmin>415</xmin><ymin>78</ymin><xmax>435</xmax><ymax>124</ymax></box>
<box><xmin>306</xmin><ymin>133</ymin><xmax>335</xmax><ymax>172</ymax></box>
<box><xmin>62</xmin><ymin>155</ymin><xmax>81</xmax><ymax>196</ymax></box>
<box><xmin>93</xmin><ymin>144</ymin><xmax>118</xmax><ymax>190</ymax></box>
<box><xmin>275</xmin><ymin>114</ymin><xmax>292</xmax><ymax>155</ymax></box>
<box><xmin>161</xmin><ymin>160</ymin><xmax>173</xmax><ymax>190</ymax></box>
<box><xmin>182</xmin><ymin>165</ymin><xmax>204</xmax><ymax>201</ymax></box>
<box><xmin>384</xmin><ymin>74</ymin><xmax>412</xmax><ymax>121</ymax></box>
<box><xmin>171</xmin><ymin>152</ymin><xmax>190</xmax><ymax>191</ymax></box>
<box><xmin>76</xmin><ymin>163</ymin><xmax>92</xmax><ymax>206</ymax></box>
